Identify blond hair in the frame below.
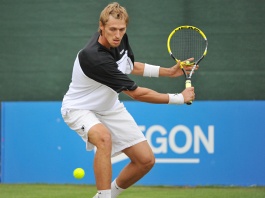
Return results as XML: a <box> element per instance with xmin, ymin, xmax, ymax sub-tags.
<box><xmin>98</xmin><ymin>2</ymin><xmax>129</xmax><ymax>34</ymax></box>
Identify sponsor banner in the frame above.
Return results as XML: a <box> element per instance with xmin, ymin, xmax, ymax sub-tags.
<box><xmin>1</xmin><ymin>101</ymin><xmax>265</xmax><ymax>186</ymax></box>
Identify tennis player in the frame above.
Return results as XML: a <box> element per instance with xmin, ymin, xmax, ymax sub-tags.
<box><xmin>61</xmin><ymin>2</ymin><xmax>195</xmax><ymax>198</ymax></box>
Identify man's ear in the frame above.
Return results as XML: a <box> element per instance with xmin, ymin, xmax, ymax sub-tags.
<box><xmin>99</xmin><ymin>21</ymin><xmax>104</xmax><ymax>33</ymax></box>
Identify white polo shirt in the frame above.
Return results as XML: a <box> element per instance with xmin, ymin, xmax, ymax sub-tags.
<box><xmin>61</xmin><ymin>32</ymin><xmax>137</xmax><ymax>112</ymax></box>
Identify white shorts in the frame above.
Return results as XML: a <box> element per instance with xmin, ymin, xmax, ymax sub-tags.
<box><xmin>61</xmin><ymin>103</ymin><xmax>146</xmax><ymax>157</ymax></box>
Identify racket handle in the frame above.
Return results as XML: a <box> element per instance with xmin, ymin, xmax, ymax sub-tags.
<box><xmin>185</xmin><ymin>79</ymin><xmax>192</xmax><ymax>105</ymax></box>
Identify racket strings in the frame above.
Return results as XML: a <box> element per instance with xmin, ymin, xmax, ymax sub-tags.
<box><xmin>171</xmin><ymin>29</ymin><xmax>205</xmax><ymax>62</ymax></box>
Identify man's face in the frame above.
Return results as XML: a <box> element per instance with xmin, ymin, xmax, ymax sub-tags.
<box><xmin>100</xmin><ymin>15</ymin><xmax>127</xmax><ymax>48</ymax></box>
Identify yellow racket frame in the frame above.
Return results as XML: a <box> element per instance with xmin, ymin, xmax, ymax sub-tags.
<box><xmin>167</xmin><ymin>25</ymin><xmax>208</xmax><ymax>105</ymax></box>
<box><xmin>167</xmin><ymin>25</ymin><xmax>208</xmax><ymax>68</ymax></box>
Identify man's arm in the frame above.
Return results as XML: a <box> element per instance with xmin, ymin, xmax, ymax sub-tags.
<box><xmin>131</xmin><ymin>61</ymin><xmax>190</xmax><ymax>78</ymax></box>
<box><xmin>123</xmin><ymin>86</ymin><xmax>195</xmax><ymax>104</ymax></box>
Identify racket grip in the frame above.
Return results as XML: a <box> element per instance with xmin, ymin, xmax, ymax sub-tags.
<box><xmin>185</xmin><ymin>79</ymin><xmax>192</xmax><ymax>105</ymax></box>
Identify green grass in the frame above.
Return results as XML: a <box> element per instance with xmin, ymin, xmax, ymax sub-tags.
<box><xmin>0</xmin><ymin>184</ymin><xmax>265</xmax><ymax>198</ymax></box>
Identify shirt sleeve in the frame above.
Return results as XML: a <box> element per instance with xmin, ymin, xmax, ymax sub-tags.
<box><xmin>79</xmin><ymin>50</ymin><xmax>138</xmax><ymax>93</ymax></box>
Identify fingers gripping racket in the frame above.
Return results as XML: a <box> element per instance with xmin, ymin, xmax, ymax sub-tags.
<box><xmin>167</xmin><ymin>25</ymin><xmax>208</xmax><ymax>105</ymax></box>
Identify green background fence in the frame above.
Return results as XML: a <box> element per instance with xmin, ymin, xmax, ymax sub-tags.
<box><xmin>1</xmin><ymin>0</ymin><xmax>264</xmax><ymax>101</ymax></box>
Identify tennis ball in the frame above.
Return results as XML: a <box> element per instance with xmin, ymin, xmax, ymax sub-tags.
<box><xmin>185</xmin><ymin>61</ymin><xmax>190</xmax><ymax>65</ymax></box>
<box><xmin>73</xmin><ymin>168</ymin><xmax>85</xmax><ymax>179</ymax></box>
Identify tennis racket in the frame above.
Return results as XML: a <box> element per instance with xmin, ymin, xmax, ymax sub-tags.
<box><xmin>167</xmin><ymin>25</ymin><xmax>208</xmax><ymax>105</ymax></box>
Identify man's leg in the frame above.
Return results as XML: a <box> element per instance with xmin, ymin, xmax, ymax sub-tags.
<box><xmin>112</xmin><ymin>140</ymin><xmax>155</xmax><ymax>196</ymax></box>
<box><xmin>88</xmin><ymin>123</ymin><xmax>112</xmax><ymax>195</ymax></box>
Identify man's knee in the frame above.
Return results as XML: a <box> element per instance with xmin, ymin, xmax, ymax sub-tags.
<box><xmin>88</xmin><ymin>124</ymin><xmax>112</xmax><ymax>150</ymax></box>
<box><xmin>138</xmin><ymin>153</ymin><xmax>155</xmax><ymax>172</ymax></box>
<box><xmin>96</xmin><ymin>131</ymin><xmax>112</xmax><ymax>150</ymax></box>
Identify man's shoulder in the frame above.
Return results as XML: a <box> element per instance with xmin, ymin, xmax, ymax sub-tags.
<box><xmin>79</xmin><ymin>33</ymin><xmax>113</xmax><ymax>63</ymax></box>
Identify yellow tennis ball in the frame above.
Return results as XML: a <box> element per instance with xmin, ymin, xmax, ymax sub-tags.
<box><xmin>73</xmin><ymin>168</ymin><xmax>85</xmax><ymax>179</ymax></box>
<box><xmin>185</xmin><ymin>61</ymin><xmax>190</xmax><ymax>65</ymax></box>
